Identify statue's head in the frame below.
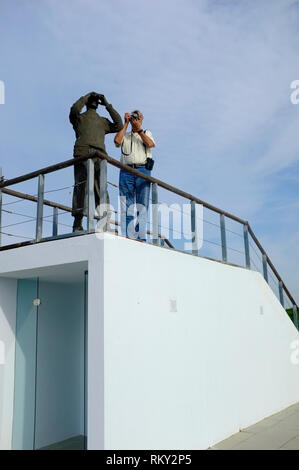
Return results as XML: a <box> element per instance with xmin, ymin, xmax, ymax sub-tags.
<box><xmin>87</xmin><ymin>94</ymin><xmax>99</xmax><ymax>110</ymax></box>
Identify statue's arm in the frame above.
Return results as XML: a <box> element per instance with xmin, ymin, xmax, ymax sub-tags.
<box><xmin>69</xmin><ymin>93</ymin><xmax>91</xmax><ymax>125</ymax></box>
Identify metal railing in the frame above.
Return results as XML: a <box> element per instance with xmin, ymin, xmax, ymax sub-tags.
<box><xmin>0</xmin><ymin>152</ymin><xmax>298</xmax><ymax>329</ymax></box>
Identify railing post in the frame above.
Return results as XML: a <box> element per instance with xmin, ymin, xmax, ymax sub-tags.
<box><xmin>87</xmin><ymin>158</ymin><xmax>95</xmax><ymax>233</ymax></box>
<box><xmin>35</xmin><ymin>174</ymin><xmax>44</xmax><ymax>242</ymax></box>
<box><xmin>151</xmin><ymin>183</ymin><xmax>159</xmax><ymax>245</ymax></box>
<box><xmin>52</xmin><ymin>207</ymin><xmax>58</xmax><ymax>237</ymax></box>
<box><xmin>0</xmin><ymin>167</ymin><xmax>2</xmax><ymax>247</ymax></box>
<box><xmin>278</xmin><ymin>281</ymin><xmax>284</xmax><ymax>307</ymax></box>
<box><xmin>243</xmin><ymin>223</ymin><xmax>251</xmax><ymax>268</ymax></box>
<box><xmin>190</xmin><ymin>200</ymin><xmax>199</xmax><ymax>256</ymax></box>
<box><xmin>220</xmin><ymin>214</ymin><xmax>227</xmax><ymax>262</ymax></box>
<box><xmin>293</xmin><ymin>305</ymin><xmax>298</xmax><ymax>330</ymax></box>
<box><xmin>99</xmin><ymin>158</ymin><xmax>108</xmax><ymax>231</ymax></box>
<box><xmin>262</xmin><ymin>254</ymin><xmax>268</xmax><ymax>283</ymax></box>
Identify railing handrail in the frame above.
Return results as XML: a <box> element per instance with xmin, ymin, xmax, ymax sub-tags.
<box><xmin>0</xmin><ymin>155</ymin><xmax>89</xmax><ymax>189</ymax></box>
<box><xmin>0</xmin><ymin>151</ymin><xmax>297</xmax><ymax>308</ymax></box>
<box><xmin>95</xmin><ymin>152</ymin><xmax>248</xmax><ymax>225</ymax></box>
<box><xmin>246</xmin><ymin>225</ymin><xmax>295</xmax><ymax>305</ymax></box>
<box><xmin>0</xmin><ymin>152</ymin><xmax>247</xmax><ymax>225</ymax></box>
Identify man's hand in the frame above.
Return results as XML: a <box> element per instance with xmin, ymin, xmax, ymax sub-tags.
<box><xmin>98</xmin><ymin>94</ymin><xmax>109</xmax><ymax>107</ymax></box>
<box><xmin>124</xmin><ymin>112</ymin><xmax>131</xmax><ymax>123</ymax></box>
<box><xmin>114</xmin><ymin>113</ymin><xmax>131</xmax><ymax>146</ymax></box>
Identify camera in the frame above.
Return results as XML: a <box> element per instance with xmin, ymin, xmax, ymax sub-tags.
<box><xmin>130</xmin><ymin>111</ymin><xmax>139</xmax><ymax>120</ymax></box>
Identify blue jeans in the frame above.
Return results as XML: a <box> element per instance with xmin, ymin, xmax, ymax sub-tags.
<box><xmin>119</xmin><ymin>168</ymin><xmax>151</xmax><ymax>241</ymax></box>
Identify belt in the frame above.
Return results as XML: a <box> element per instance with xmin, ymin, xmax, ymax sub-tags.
<box><xmin>126</xmin><ymin>164</ymin><xmax>146</xmax><ymax>168</ymax></box>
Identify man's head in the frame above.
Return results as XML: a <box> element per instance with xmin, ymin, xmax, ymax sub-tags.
<box><xmin>87</xmin><ymin>93</ymin><xmax>100</xmax><ymax>110</ymax></box>
<box><xmin>131</xmin><ymin>110</ymin><xmax>143</xmax><ymax>126</ymax></box>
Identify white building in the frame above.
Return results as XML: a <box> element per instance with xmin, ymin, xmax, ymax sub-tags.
<box><xmin>0</xmin><ymin>231</ymin><xmax>298</xmax><ymax>450</ymax></box>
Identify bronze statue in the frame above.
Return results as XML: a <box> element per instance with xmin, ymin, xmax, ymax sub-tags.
<box><xmin>69</xmin><ymin>92</ymin><xmax>123</xmax><ymax>231</ymax></box>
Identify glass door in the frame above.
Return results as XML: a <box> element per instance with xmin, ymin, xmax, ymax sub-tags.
<box><xmin>13</xmin><ymin>272</ymin><xmax>87</xmax><ymax>450</ymax></box>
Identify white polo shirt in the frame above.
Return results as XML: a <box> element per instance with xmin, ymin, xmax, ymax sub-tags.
<box><xmin>118</xmin><ymin>130</ymin><xmax>155</xmax><ymax>165</ymax></box>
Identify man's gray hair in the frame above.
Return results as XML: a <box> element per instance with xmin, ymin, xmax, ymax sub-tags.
<box><xmin>132</xmin><ymin>109</ymin><xmax>143</xmax><ymax>116</ymax></box>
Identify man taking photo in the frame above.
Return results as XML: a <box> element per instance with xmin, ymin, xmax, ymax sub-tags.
<box><xmin>114</xmin><ymin>110</ymin><xmax>155</xmax><ymax>241</ymax></box>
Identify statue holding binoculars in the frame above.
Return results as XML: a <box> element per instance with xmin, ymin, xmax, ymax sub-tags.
<box><xmin>69</xmin><ymin>92</ymin><xmax>123</xmax><ymax>232</ymax></box>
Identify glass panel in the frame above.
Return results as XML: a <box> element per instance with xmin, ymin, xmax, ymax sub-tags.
<box><xmin>13</xmin><ymin>271</ymin><xmax>87</xmax><ymax>450</ymax></box>
<box><xmin>12</xmin><ymin>279</ymin><xmax>38</xmax><ymax>450</ymax></box>
<box><xmin>34</xmin><ymin>275</ymin><xmax>86</xmax><ymax>450</ymax></box>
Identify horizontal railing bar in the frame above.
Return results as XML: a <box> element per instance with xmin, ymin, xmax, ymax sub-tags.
<box><xmin>0</xmin><ymin>155</ymin><xmax>91</xmax><ymax>189</ymax></box>
<box><xmin>2</xmin><ymin>188</ymin><xmax>76</xmax><ymax>214</ymax></box>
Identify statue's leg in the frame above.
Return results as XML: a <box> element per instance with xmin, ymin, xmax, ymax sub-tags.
<box><xmin>94</xmin><ymin>160</ymin><xmax>111</xmax><ymax>231</ymax></box>
<box><xmin>72</xmin><ymin>158</ymin><xmax>86</xmax><ymax>231</ymax></box>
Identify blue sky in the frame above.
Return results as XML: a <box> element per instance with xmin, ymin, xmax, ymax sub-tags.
<box><xmin>0</xmin><ymin>0</ymin><xmax>298</xmax><ymax>303</ymax></box>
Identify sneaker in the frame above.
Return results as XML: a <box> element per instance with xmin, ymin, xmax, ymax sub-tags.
<box><xmin>107</xmin><ymin>225</ymin><xmax>118</xmax><ymax>234</ymax></box>
<box><xmin>73</xmin><ymin>216</ymin><xmax>83</xmax><ymax>233</ymax></box>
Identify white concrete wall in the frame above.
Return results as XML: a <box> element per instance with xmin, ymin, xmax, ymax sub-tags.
<box><xmin>0</xmin><ymin>235</ymin><xmax>103</xmax><ymax>450</ymax></box>
<box><xmin>103</xmin><ymin>235</ymin><xmax>299</xmax><ymax>449</ymax></box>
<box><xmin>0</xmin><ymin>278</ymin><xmax>17</xmax><ymax>450</ymax></box>
<box><xmin>0</xmin><ymin>233</ymin><xmax>298</xmax><ymax>450</ymax></box>
<box><xmin>87</xmin><ymin>248</ymin><xmax>105</xmax><ymax>450</ymax></box>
